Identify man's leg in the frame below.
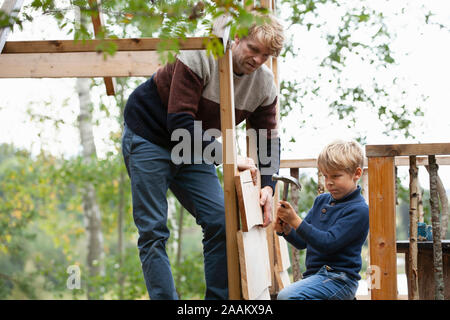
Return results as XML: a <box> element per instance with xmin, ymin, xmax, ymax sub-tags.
<box><xmin>169</xmin><ymin>163</ymin><xmax>228</xmax><ymax>300</ymax></box>
<box><xmin>122</xmin><ymin>125</ymin><xmax>178</xmax><ymax>300</ymax></box>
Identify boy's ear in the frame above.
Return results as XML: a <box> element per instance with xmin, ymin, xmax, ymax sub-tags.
<box><xmin>354</xmin><ymin>167</ymin><xmax>363</xmax><ymax>180</ymax></box>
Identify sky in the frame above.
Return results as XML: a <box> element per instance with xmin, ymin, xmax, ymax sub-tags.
<box><xmin>0</xmin><ymin>0</ymin><xmax>449</xmax><ymax>190</ymax></box>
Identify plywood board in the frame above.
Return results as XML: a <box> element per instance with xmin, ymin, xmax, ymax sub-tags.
<box><xmin>235</xmin><ymin>169</ymin><xmax>263</xmax><ymax>231</ymax></box>
<box><xmin>237</xmin><ymin>227</ymin><xmax>271</xmax><ymax>300</ymax></box>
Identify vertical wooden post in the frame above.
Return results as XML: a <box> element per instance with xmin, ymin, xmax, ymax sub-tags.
<box><xmin>428</xmin><ymin>155</ymin><xmax>445</xmax><ymax>300</ymax></box>
<box><xmin>408</xmin><ymin>156</ymin><xmax>419</xmax><ymax>299</ymax></box>
<box><xmin>218</xmin><ymin>47</ymin><xmax>241</xmax><ymax>300</ymax></box>
<box><xmin>368</xmin><ymin>157</ymin><xmax>397</xmax><ymax>300</ymax></box>
<box><xmin>88</xmin><ymin>0</ymin><xmax>116</xmax><ymax>96</ymax></box>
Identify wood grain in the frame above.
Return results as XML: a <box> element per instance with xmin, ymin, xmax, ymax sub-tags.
<box><xmin>0</xmin><ymin>51</ymin><xmax>162</xmax><ymax>78</ymax></box>
<box><xmin>234</xmin><ymin>170</ymin><xmax>263</xmax><ymax>232</ymax></box>
<box><xmin>368</xmin><ymin>157</ymin><xmax>398</xmax><ymax>300</ymax></box>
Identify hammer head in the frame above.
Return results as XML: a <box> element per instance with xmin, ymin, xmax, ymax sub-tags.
<box><xmin>272</xmin><ymin>173</ymin><xmax>302</xmax><ymax>190</ymax></box>
<box><xmin>271</xmin><ymin>173</ymin><xmax>302</xmax><ymax>191</ymax></box>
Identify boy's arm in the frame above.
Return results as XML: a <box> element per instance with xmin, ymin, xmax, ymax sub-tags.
<box><xmin>283</xmin><ymin>227</ymin><xmax>307</xmax><ymax>250</ymax></box>
<box><xmin>295</xmin><ymin>204</ymin><xmax>369</xmax><ymax>254</ymax></box>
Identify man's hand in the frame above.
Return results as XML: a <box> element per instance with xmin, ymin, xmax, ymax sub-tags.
<box><xmin>236</xmin><ymin>155</ymin><xmax>257</xmax><ymax>185</ymax></box>
<box><xmin>260</xmin><ymin>186</ymin><xmax>273</xmax><ymax>227</ymax></box>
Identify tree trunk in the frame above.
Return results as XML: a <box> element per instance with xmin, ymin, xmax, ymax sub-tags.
<box><xmin>117</xmin><ymin>78</ymin><xmax>126</xmax><ymax>299</ymax></box>
<box><xmin>428</xmin><ymin>155</ymin><xmax>444</xmax><ymax>300</ymax></box>
<box><xmin>289</xmin><ymin>168</ymin><xmax>302</xmax><ymax>282</ymax></box>
<box><xmin>75</xmin><ymin>6</ymin><xmax>105</xmax><ymax>300</ymax></box>
<box><xmin>408</xmin><ymin>156</ymin><xmax>419</xmax><ymax>300</ymax></box>
<box><xmin>77</xmin><ymin>76</ymin><xmax>105</xmax><ymax>299</ymax></box>
<box><xmin>317</xmin><ymin>169</ymin><xmax>325</xmax><ymax>195</ymax></box>
<box><xmin>425</xmin><ymin>165</ymin><xmax>449</xmax><ymax>240</ymax></box>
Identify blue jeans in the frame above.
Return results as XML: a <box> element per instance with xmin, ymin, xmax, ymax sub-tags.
<box><xmin>277</xmin><ymin>265</ymin><xmax>359</xmax><ymax>300</ymax></box>
<box><xmin>122</xmin><ymin>125</ymin><xmax>228</xmax><ymax>300</ymax></box>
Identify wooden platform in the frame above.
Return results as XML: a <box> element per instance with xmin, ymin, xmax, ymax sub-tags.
<box><xmin>397</xmin><ymin>240</ymin><xmax>450</xmax><ymax>299</ymax></box>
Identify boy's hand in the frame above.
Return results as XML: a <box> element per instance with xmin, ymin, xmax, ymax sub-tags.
<box><xmin>274</xmin><ymin>216</ymin><xmax>291</xmax><ymax>235</ymax></box>
<box><xmin>277</xmin><ymin>200</ymin><xmax>302</xmax><ymax>230</ymax></box>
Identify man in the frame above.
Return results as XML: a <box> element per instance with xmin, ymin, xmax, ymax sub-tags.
<box><xmin>122</xmin><ymin>14</ymin><xmax>284</xmax><ymax>300</ymax></box>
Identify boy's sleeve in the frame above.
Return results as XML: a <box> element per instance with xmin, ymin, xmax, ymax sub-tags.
<box><xmin>281</xmin><ymin>202</ymin><xmax>316</xmax><ymax>250</ymax></box>
<box><xmin>295</xmin><ymin>204</ymin><xmax>369</xmax><ymax>254</ymax></box>
<box><xmin>284</xmin><ymin>227</ymin><xmax>307</xmax><ymax>250</ymax></box>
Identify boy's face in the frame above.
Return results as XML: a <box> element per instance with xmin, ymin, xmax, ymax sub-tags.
<box><xmin>322</xmin><ymin>167</ymin><xmax>362</xmax><ymax>200</ymax></box>
<box><xmin>231</xmin><ymin>36</ymin><xmax>271</xmax><ymax>75</ymax></box>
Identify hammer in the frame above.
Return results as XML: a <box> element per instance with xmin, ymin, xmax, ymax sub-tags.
<box><xmin>272</xmin><ymin>173</ymin><xmax>302</xmax><ymax>205</ymax></box>
<box><xmin>272</xmin><ymin>174</ymin><xmax>302</xmax><ymax>233</ymax></box>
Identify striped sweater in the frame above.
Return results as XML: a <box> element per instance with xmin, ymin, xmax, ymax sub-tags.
<box><xmin>124</xmin><ymin>50</ymin><xmax>280</xmax><ymax>190</ymax></box>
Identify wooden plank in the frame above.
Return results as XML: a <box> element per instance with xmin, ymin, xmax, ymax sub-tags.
<box><xmin>280</xmin><ymin>155</ymin><xmax>450</xmax><ymax>169</ymax></box>
<box><xmin>368</xmin><ymin>157</ymin><xmax>397</xmax><ymax>300</ymax></box>
<box><xmin>0</xmin><ymin>51</ymin><xmax>162</xmax><ymax>78</ymax></box>
<box><xmin>235</xmin><ymin>170</ymin><xmax>263</xmax><ymax>232</ymax></box>
<box><xmin>2</xmin><ymin>37</ymin><xmax>208</xmax><ymax>53</ymax></box>
<box><xmin>88</xmin><ymin>0</ymin><xmax>116</xmax><ymax>96</ymax></box>
<box><xmin>0</xmin><ymin>0</ymin><xmax>24</xmax><ymax>53</ymax></box>
<box><xmin>218</xmin><ymin>47</ymin><xmax>241</xmax><ymax>300</ymax></box>
<box><xmin>237</xmin><ymin>228</ymin><xmax>271</xmax><ymax>300</ymax></box>
<box><xmin>366</xmin><ymin>143</ymin><xmax>450</xmax><ymax>157</ymax></box>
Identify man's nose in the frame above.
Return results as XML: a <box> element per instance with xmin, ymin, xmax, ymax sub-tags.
<box><xmin>253</xmin><ymin>54</ymin><xmax>266</xmax><ymax>65</ymax></box>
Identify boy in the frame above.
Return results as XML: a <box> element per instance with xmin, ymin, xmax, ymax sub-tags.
<box><xmin>275</xmin><ymin>140</ymin><xmax>369</xmax><ymax>300</ymax></box>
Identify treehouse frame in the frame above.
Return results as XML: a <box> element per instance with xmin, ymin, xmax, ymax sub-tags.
<box><xmin>3</xmin><ymin>0</ymin><xmax>448</xmax><ymax>300</ymax></box>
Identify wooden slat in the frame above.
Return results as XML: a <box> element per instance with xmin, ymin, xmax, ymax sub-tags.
<box><xmin>237</xmin><ymin>228</ymin><xmax>271</xmax><ymax>300</ymax></box>
<box><xmin>0</xmin><ymin>0</ymin><xmax>24</xmax><ymax>53</ymax></box>
<box><xmin>0</xmin><ymin>51</ymin><xmax>162</xmax><ymax>78</ymax></box>
<box><xmin>366</xmin><ymin>143</ymin><xmax>450</xmax><ymax>157</ymax></box>
<box><xmin>2</xmin><ymin>37</ymin><xmax>208</xmax><ymax>53</ymax></box>
<box><xmin>368</xmin><ymin>157</ymin><xmax>398</xmax><ymax>300</ymax></box>
<box><xmin>88</xmin><ymin>0</ymin><xmax>115</xmax><ymax>95</ymax></box>
<box><xmin>219</xmin><ymin>47</ymin><xmax>241</xmax><ymax>300</ymax></box>
<box><xmin>280</xmin><ymin>156</ymin><xmax>450</xmax><ymax>169</ymax></box>
<box><xmin>234</xmin><ymin>170</ymin><xmax>263</xmax><ymax>232</ymax></box>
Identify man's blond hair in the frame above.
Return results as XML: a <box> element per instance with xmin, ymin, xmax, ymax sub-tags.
<box><xmin>317</xmin><ymin>140</ymin><xmax>364</xmax><ymax>174</ymax></box>
<box><xmin>247</xmin><ymin>13</ymin><xmax>284</xmax><ymax>57</ymax></box>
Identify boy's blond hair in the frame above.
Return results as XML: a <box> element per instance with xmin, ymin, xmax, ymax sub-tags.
<box><xmin>247</xmin><ymin>13</ymin><xmax>284</xmax><ymax>57</ymax></box>
<box><xmin>317</xmin><ymin>140</ymin><xmax>364</xmax><ymax>174</ymax></box>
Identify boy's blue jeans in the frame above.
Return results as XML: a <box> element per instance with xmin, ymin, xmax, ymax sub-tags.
<box><xmin>122</xmin><ymin>125</ymin><xmax>228</xmax><ymax>300</ymax></box>
<box><xmin>277</xmin><ymin>265</ymin><xmax>358</xmax><ymax>300</ymax></box>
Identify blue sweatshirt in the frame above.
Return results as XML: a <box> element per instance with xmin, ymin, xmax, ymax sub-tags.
<box><xmin>284</xmin><ymin>186</ymin><xmax>369</xmax><ymax>280</ymax></box>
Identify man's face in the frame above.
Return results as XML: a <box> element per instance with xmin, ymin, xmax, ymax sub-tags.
<box><xmin>231</xmin><ymin>36</ymin><xmax>272</xmax><ymax>75</ymax></box>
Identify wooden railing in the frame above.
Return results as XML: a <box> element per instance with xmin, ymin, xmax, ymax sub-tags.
<box><xmin>280</xmin><ymin>143</ymin><xmax>450</xmax><ymax>300</ymax></box>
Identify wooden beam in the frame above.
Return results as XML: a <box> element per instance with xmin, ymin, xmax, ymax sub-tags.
<box><xmin>0</xmin><ymin>51</ymin><xmax>162</xmax><ymax>78</ymax></box>
<box><xmin>0</xmin><ymin>0</ymin><xmax>24</xmax><ymax>53</ymax></box>
<box><xmin>366</xmin><ymin>143</ymin><xmax>450</xmax><ymax>157</ymax></box>
<box><xmin>219</xmin><ymin>47</ymin><xmax>241</xmax><ymax>300</ymax></box>
<box><xmin>280</xmin><ymin>155</ymin><xmax>450</xmax><ymax>169</ymax></box>
<box><xmin>2</xmin><ymin>37</ymin><xmax>208</xmax><ymax>54</ymax></box>
<box><xmin>88</xmin><ymin>0</ymin><xmax>116</xmax><ymax>95</ymax></box>
<box><xmin>368</xmin><ymin>157</ymin><xmax>397</xmax><ymax>300</ymax></box>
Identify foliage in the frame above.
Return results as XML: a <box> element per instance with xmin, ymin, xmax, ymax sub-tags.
<box><xmin>0</xmin><ymin>0</ymin><xmax>448</xmax><ymax>300</ymax></box>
